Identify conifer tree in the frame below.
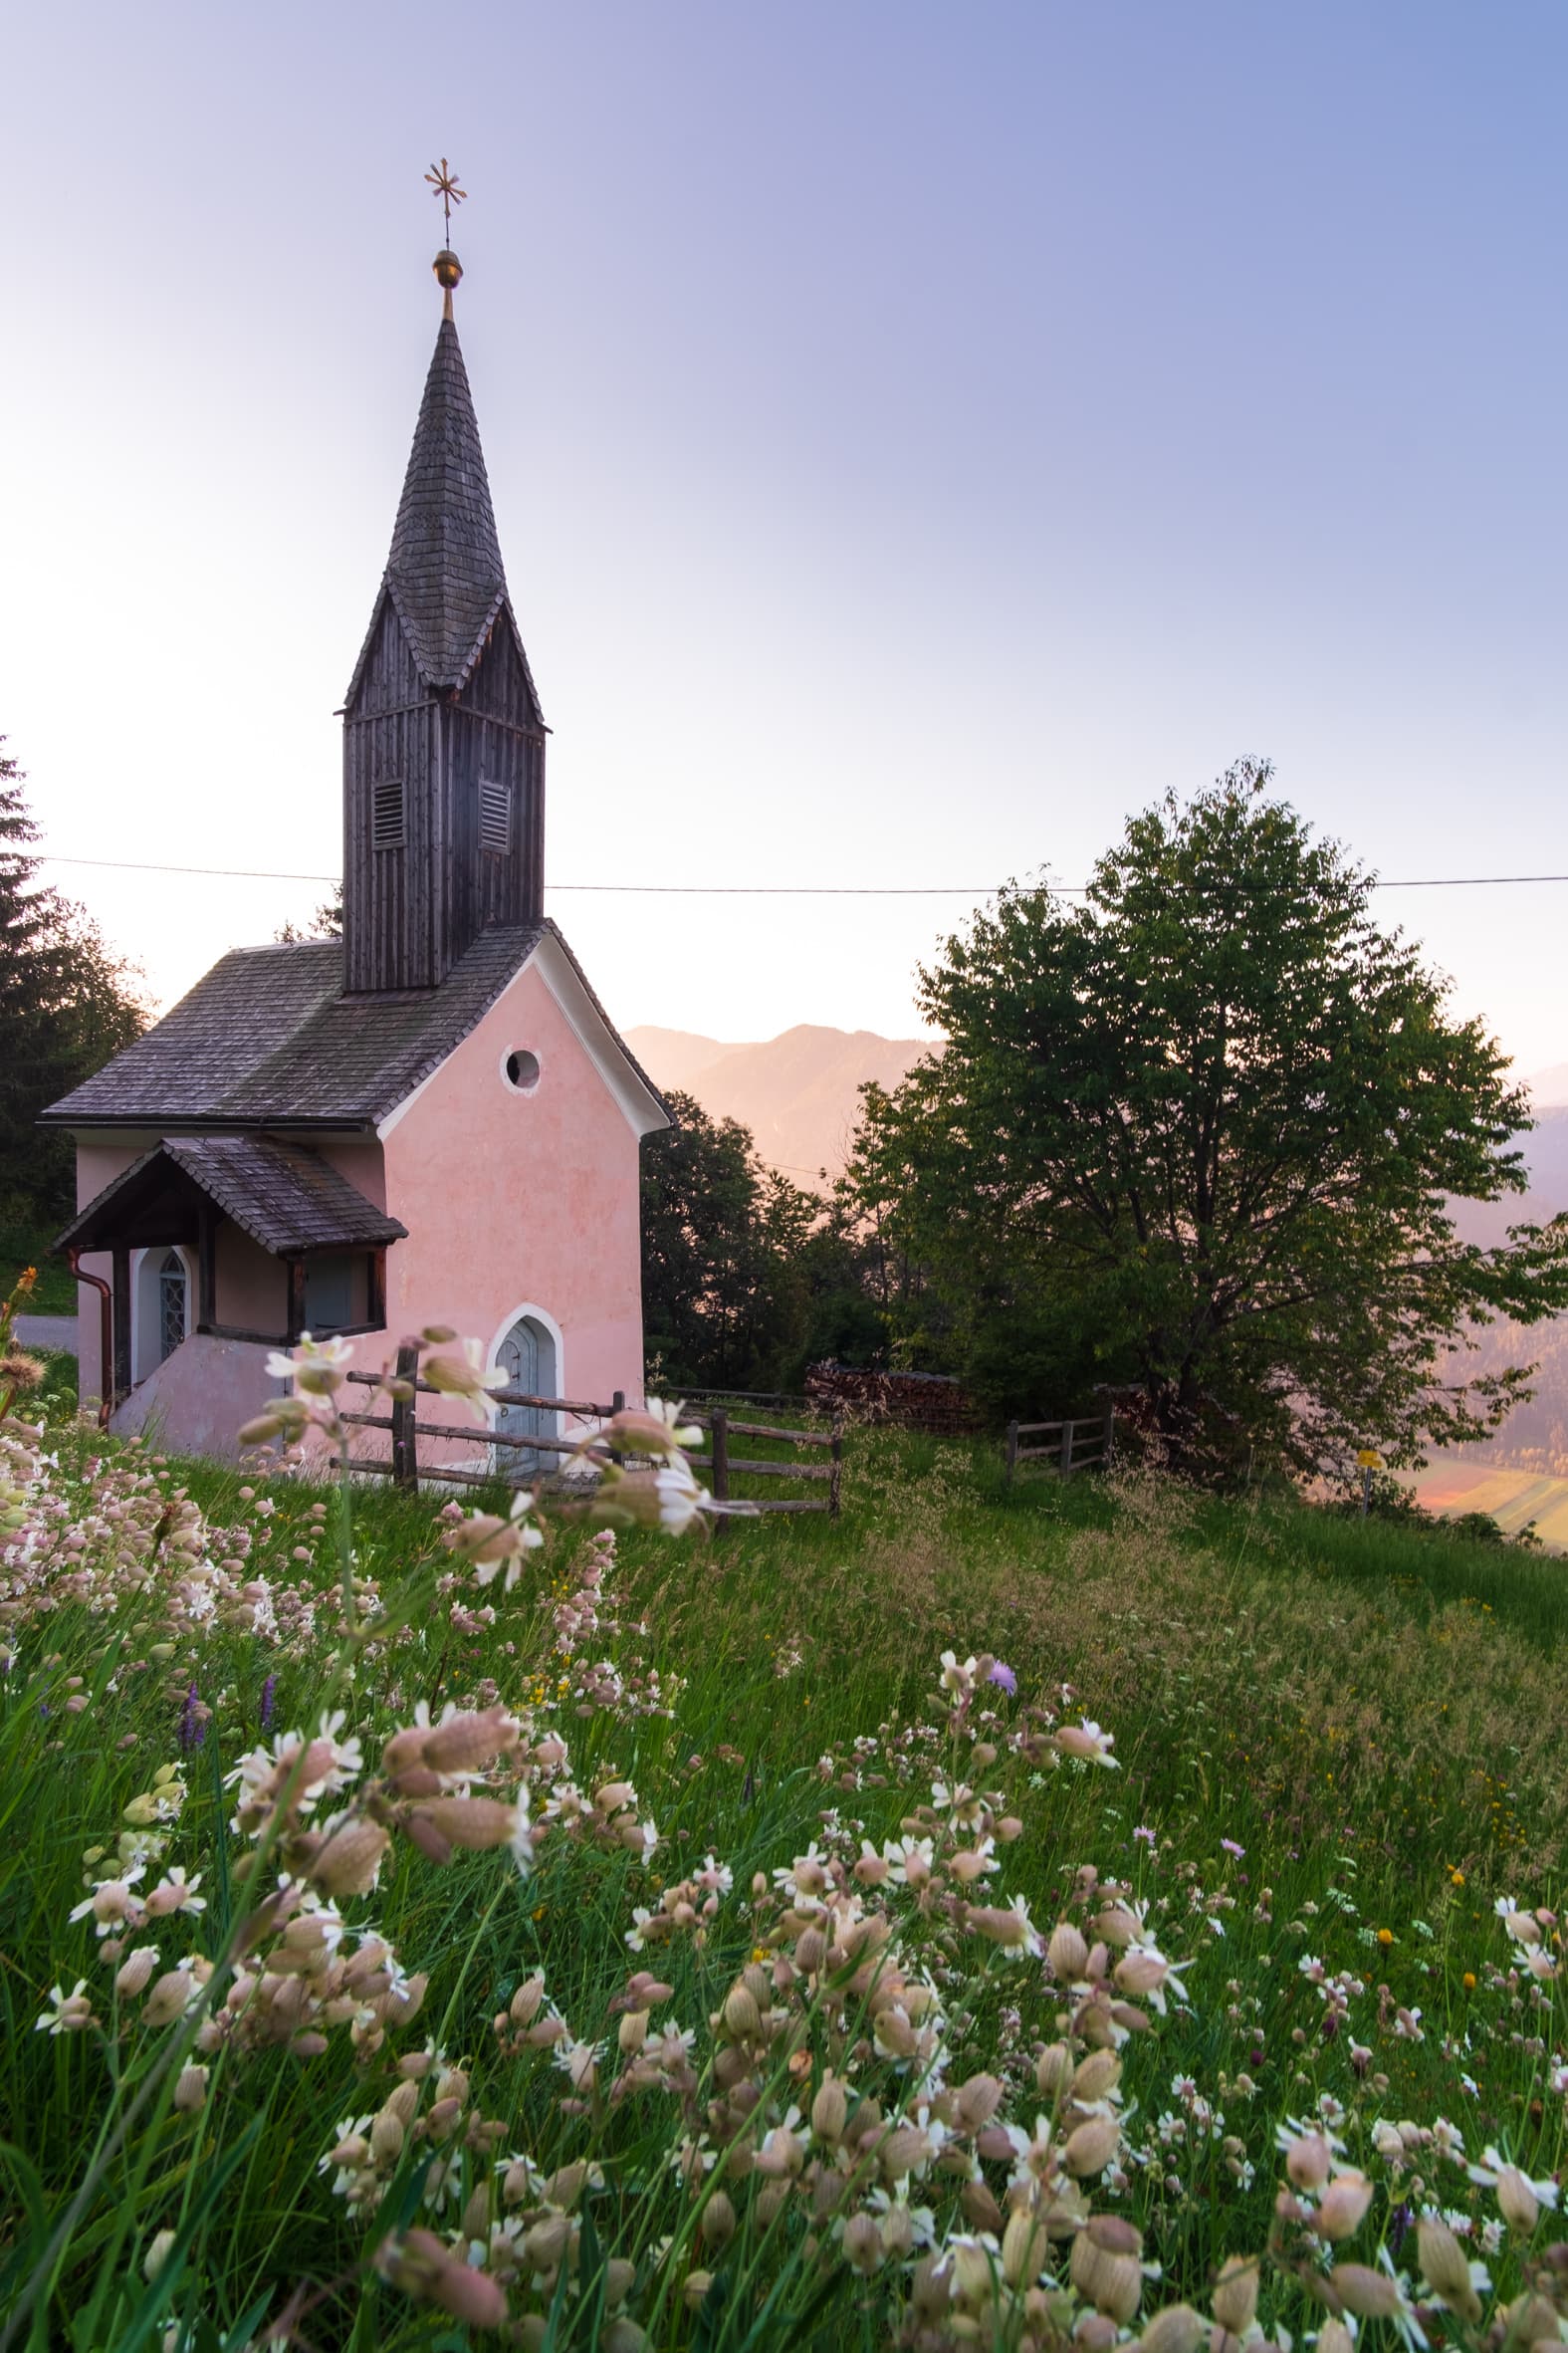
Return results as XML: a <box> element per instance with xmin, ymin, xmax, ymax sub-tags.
<box><xmin>0</xmin><ymin>742</ymin><xmax>146</xmax><ymax>1227</ymax></box>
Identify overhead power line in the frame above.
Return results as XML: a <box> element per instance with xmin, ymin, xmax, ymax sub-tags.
<box><xmin>30</xmin><ymin>852</ymin><xmax>1568</xmax><ymax>896</ymax></box>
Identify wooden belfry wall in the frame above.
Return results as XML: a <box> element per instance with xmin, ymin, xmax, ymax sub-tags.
<box><xmin>343</xmin><ymin>609</ymin><xmax>546</xmax><ymax>995</ymax></box>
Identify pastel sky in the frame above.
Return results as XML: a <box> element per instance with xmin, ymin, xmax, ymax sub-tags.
<box><xmin>5</xmin><ymin>3</ymin><xmax>1566</xmax><ymax>1070</ymax></box>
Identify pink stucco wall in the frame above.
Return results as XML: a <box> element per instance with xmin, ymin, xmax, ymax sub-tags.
<box><xmin>74</xmin><ymin>1136</ymin><xmax>147</xmax><ymax>1408</ymax></box>
<box><xmin>380</xmin><ymin>952</ymin><xmax>648</xmax><ymax>1417</ymax></box>
<box><xmin>110</xmin><ymin>1334</ymin><xmax>279</xmax><ymax>1457</ymax></box>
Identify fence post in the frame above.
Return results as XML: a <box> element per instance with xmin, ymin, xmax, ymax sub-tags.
<box><xmin>1006</xmin><ymin>1420</ymin><xmax>1018</xmax><ymax>1485</ymax></box>
<box><xmin>608</xmin><ymin>1389</ymin><xmax>625</xmax><ymax>1469</ymax></box>
<box><xmin>1060</xmin><ymin>1418</ymin><xmax>1074</xmax><ymax>1475</ymax></box>
<box><xmin>711</xmin><ymin>1407</ymin><xmax>731</xmax><ymax>1543</ymax></box>
<box><xmin>391</xmin><ymin>1342</ymin><xmax>419</xmax><ymax>1494</ymax></box>
<box><xmin>829</xmin><ymin>1416</ymin><xmax>843</xmax><ymax>1519</ymax></box>
<box><xmin>1101</xmin><ymin>1404</ymin><xmax>1115</xmax><ymax>1468</ymax></box>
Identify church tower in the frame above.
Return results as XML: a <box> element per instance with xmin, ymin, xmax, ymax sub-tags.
<box><xmin>341</xmin><ymin>245</ymin><xmax>547</xmax><ymax>995</ymax></box>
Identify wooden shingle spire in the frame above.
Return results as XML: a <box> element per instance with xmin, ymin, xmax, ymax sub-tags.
<box><xmin>382</xmin><ymin>315</ymin><xmax>510</xmax><ymax>692</ymax></box>
<box><xmin>340</xmin><ymin>210</ymin><xmax>549</xmax><ymax>996</ymax></box>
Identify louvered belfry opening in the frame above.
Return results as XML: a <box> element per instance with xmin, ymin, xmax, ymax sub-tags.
<box><xmin>341</xmin><ymin>309</ymin><xmax>547</xmax><ymax>995</ymax></box>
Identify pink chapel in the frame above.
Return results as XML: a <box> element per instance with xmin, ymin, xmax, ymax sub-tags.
<box><xmin>42</xmin><ymin>239</ymin><xmax>671</xmax><ymax>1458</ymax></box>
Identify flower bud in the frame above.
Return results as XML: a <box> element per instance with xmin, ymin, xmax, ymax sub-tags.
<box><xmin>142</xmin><ymin>1967</ymin><xmax>195</xmax><ymax>2028</ymax></box>
<box><xmin>1316</xmin><ymin>2172</ymin><xmax>1373</xmax><ymax>2241</ymax></box>
<box><xmin>1062</xmin><ymin>2115</ymin><xmax>1121</xmax><ymax>2177</ymax></box>
<box><xmin>1212</xmin><ymin>2256</ymin><xmax>1258</xmax><ymax>2335</ymax></box>
<box><xmin>954</xmin><ymin>2237</ymin><xmax>1000</xmax><ymax>2303</ymax></box>
<box><xmin>1139</xmin><ymin>2305</ymin><xmax>1206</xmax><ymax>2353</ymax></box>
<box><xmin>811</xmin><ymin>2076</ymin><xmax>848</xmax><ymax>2144</ymax></box>
<box><xmin>432</xmin><ymin>2261</ymin><xmax>508</xmax><ymax>2328</ymax></box>
<box><xmin>377</xmin><ymin>2078</ymin><xmax>416</xmax><ymax>2125</ymax></box>
<box><xmin>701</xmin><ymin>2192</ymin><xmax>737</xmax><ymax>2251</ymax></box>
<box><xmin>723</xmin><ymin>1984</ymin><xmax>761</xmax><ymax>2039</ymax></box>
<box><xmin>1036</xmin><ymin>2041</ymin><xmax>1074</xmax><ymax>2097</ymax></box>
<box><xmin>1496</xmin><ymin>2166</ymin><xmax>1539</xmax><ymax>2235</ymax></box>
<box><xmin>1003</xmin><ymin>2210</ymin><xmax>1046</xmax><ymax>2290</ymax></box>
<box><xmin>172</xmin><ymin>2062</ymin><xmax>207</xmax><ymax>2114</ymax></box>
<box><xmin>1283</xmin><ymin>2131</ymin><xmax>1332</xmax><ymax>2192</ymax></box>
<box><xmin>115</xmin><ymin>1946</ymin><xmax>159</xmax><ymax>1999</ymax></box>
<box><xmin>1316</xmin><ymin>2324</ymin><xmax>1354</xmax><ymax>2353</ymax></box>
<box><xmin>510</xmin><ymin>1974</ymin><xmax>546</xmax><ymax>2026</ymax></box>
<box><xmin>370</xmin><ymin>2109</ymin><xmax>405</xmax><ymax>2164</ymax></box>
<box><xmin>1048</xmin><ymin>1923</ymin><xmax>1090</xmax><ymax>1981</ymax></box>
<box><xmin>843</xmin><ymin>2211</ymin><xmax>883</xmax><ymax>2274</ymax></box>
<box><xmin>1330</xmin><ymin>2264</ymin><xmax>1400</xmax><ymax>2320</ymax></box>
<box><xmin>880</xmin><ymin>2125</ymin><xmax>929</xmax><ymax>2182</ymax></box>
<box><xmin>1071</xmin><ymin>2231</ymin><xmax>1142</xmax><ymax>2322</ymax></box>
<box><xmin>955</xmin><ymin>2072</ymin><xmax>1005</xmax><ymax>2132</ymax></box>
<box><xmin>310</xmin><ymin>1818</ymin><xmax>390</xmax><ymax>1899</ymax></box>
<box><xmin>617</xmin><ymin>2007</ymin><xmax>649</xmax><ymax>2055</ymax></box>
<box><xmin>1417</xmin><ymin>2220</ymin><xmax>1480</xmax><ymax>2321</ymax></box>
<box><xmin>1073</xmin><ymin>2051</ymin><xmax>1122</xmax><ymax>2103</ymax></box>
<box><xmin>421</xmin><ymin>1708</ymin><xmax>522</xmax><ymax>1774</ymax></box>
<box><xmin>522</xmin><ymin>2214</ymin><xmax>572</xmax><ymax>2271</ymax></box>
<box><xmin>143</xmin><ymin>2229</ymin><xmax>176</xmax><ymax>2281</ymax></box>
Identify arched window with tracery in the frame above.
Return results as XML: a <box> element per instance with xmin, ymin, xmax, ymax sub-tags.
<box><xmin>157</xmin><ymin>1250</ymin><xmax>187</xmax><ymax>1364</ymax></box>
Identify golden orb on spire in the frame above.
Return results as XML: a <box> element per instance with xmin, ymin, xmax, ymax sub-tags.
<box><xmin>425</xmin><ymin>159</ymin><xmax>468</xmax><ymax>318</ymax></box>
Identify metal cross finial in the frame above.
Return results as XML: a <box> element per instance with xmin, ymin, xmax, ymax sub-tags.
<box><xmin>425</xmin><ymin>158</ymin><xmax>467</xmax><ymax>237</ymax></box>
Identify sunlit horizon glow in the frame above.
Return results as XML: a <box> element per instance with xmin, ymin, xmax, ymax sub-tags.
<box><xmin>4</xmin><ymin>3</ymin><xmax>1565</xmax><ymax>1074</ymax></box>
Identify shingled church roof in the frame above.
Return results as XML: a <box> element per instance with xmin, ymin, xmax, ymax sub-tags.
<box><xmin>347</xmin><ymin>315</ymin><xmax>534</xmax><ymax>699</ymax></box>
<box><xmin>39</xmin><ymin>922</ymin><xmax>666</xmax><ymax>1132</ymax></box>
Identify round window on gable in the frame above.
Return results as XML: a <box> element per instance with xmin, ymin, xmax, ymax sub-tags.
<box><xmin>504</xmin><ymin>1048</ymin><xmax>541</xmax><ymax>1093</ymax></box>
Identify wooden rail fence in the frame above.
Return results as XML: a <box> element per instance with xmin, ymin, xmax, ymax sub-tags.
<box><xmin>1005</xmin><ymin>1408</ymin><xmax>1116</xmax><ymax>1483</ymax></box>
<box><xmin>685</xmin><ymin>1407</ymin><xmax>843</xmax><ymax>1532</ymax></box>
<box><xmin>338</xmin><ymin>1351</ymin><xmax>843</xmax><ymax>1525</ymax></box>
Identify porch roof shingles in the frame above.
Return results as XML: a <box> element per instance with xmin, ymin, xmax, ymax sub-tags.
<box><xmin>58</xmin><ymin>1136</ymin><xmax>408</xmax><ymax>1258</ymax></box>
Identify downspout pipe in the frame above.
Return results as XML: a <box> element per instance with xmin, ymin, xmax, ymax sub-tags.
<box><xmin>66</xmin><ymin>1248</ymin><xmax>114</xmax><ymax>1430</ymax></box>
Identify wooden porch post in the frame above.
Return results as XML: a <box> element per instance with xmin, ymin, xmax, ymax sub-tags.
<box><xmin>111</xmin><ymin>1245</ymin><xmax>132</xmax><ymax>1407</ymax></box>
<box><xmin>196</xmin><ymin>1204</ymin><xmax>217</xmax><ymax>1333</ymax></box>
<box><xmin>286</xmin><ymin>1257</ymin><xmax>307</xmax><ymax>1345</ymax></box>
<box><xmin>367</xmin><ymin>1246</ymin><xmax>386</xmax><ymax>1330</ymax></box>
<box><xmin>1006</xmin><ymin>1420</ymin><xmax>1018</xmax><ymax>1485</ymax></box>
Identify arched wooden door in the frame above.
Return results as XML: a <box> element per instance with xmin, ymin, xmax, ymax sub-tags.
<box><xmin>495</xmin><ymin>1314</ymin><xmax>557</xmax><ymax>1474</ymax></box>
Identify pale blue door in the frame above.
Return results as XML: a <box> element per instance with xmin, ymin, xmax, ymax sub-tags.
<box><xmin>495</xmin><ymin>1315</ymin><xmax>556</xmax><ymax>1473</ymax></box>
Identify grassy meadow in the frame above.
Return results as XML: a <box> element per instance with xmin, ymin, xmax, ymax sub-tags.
<box><xmin>0</xmin><ymin>1363</ymin><xmax>1564</xmax><ymax>2352</ymax></box>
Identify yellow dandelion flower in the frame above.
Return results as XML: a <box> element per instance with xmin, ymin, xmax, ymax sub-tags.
<box><xmin>1377</xmin><ymin>1928</ymin><xmax>1394</xmax><ymax>1947</ymax></box>
<box><xmin>1462</xmin><ymin>1972</ymin><xmax>1476</xmax><ymax>1992</ymax></box>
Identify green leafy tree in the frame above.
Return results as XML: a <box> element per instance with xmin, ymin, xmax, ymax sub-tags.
<box><xmin>639</xmin><ymin>1092</ymin><xmax>891</xmax><ymax>1391</ymax></box>
<box><xmin>640</xmin><ymin>1091</ymin><xmax>803</xmax><ymax>1389</ymax></box>
<box><xmin>0</xmin><ymin>742</ymin><xmax>147</xmax><ymax>1229</ymax></box>
<box><xmin>852</xmin><ymin>761</ymin><xmax>1568</xmax><ymax>1478</ymax></box>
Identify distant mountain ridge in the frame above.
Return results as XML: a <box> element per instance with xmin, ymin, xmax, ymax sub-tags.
<box><xmin>626</xmin><ymin>1024</ymin><xmax>931</xmax><ymax>1182</ymax></box>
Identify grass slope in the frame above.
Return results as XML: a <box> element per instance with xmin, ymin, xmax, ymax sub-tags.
<box><xmin>0</xmin><ymin>1409</ymin><xmax>1562</xmax><ymax>2350</ymax></box>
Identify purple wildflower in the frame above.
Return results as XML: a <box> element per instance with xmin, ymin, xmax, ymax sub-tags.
<box><xmin>178</xmin><ymin>1682</ymin><xmax>205</xmax><ymax>1753</ymax></box>
<box><xmin>987</xmin><ymin>1661</ymin><xmax>1017</xmax><ymax>1696</ymax></box>
<box><xmin>259</xmin><ymin>1671</ymin><xmax>277</xmax><ymax>1733</ymax></box>
<box><xmin>1390</xmin><ymin>2202</ymin><xmax>1414</xmax><ymax>2256</ymax></box>
<box><xmin>1221</xmin><ymin>1837</ymin><xmax>1245</xmax><ymax>1859</ymax></box>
